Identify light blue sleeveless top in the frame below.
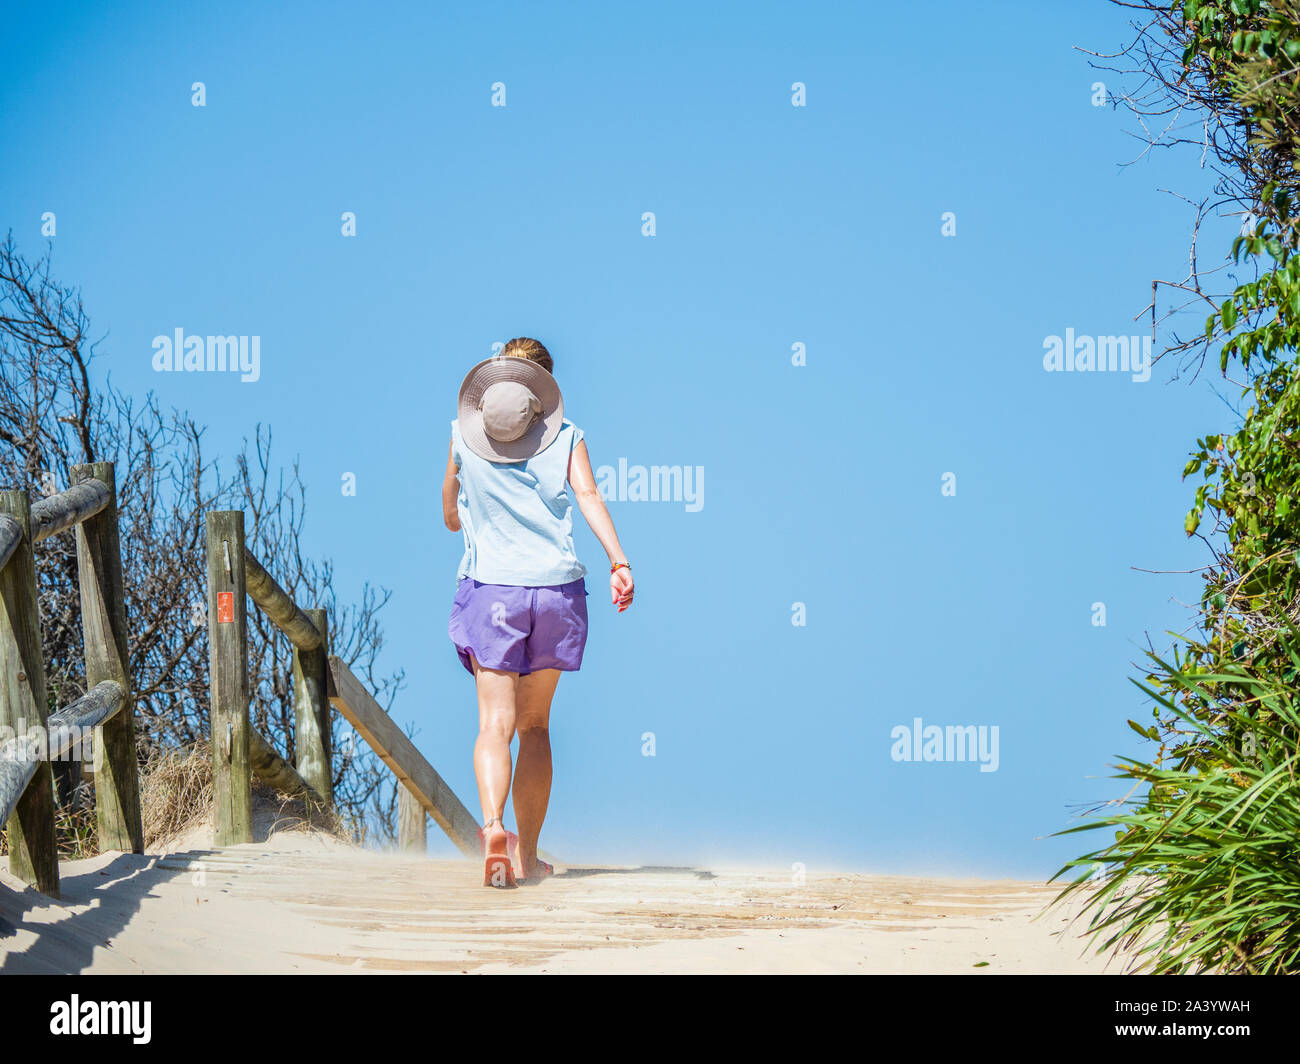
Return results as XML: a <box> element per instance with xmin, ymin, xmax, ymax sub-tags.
<box><xmin>451</xmin><ymin>417</ymin><xmax>587</xmax><ymax>587</ymax></box>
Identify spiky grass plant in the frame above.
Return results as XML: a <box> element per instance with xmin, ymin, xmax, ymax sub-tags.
<box><xmin>1055</xmin><ymin>646</ymin><xmax>1300</xmax><ymax>974</ymax></box>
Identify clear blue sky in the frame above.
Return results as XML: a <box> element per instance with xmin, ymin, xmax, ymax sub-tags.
<box><xmin>0</xmin><ymin>1</ymin><xmax>1240</xmax><ymax>878</ymax></box>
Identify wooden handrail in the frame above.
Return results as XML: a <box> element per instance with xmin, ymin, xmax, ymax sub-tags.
<box><xmin>0</xmin><ymin>467</ymin><xmax>146</xmax><ymax>897</ymax></box>
<box><xmin>204</xmin><ymin>510</ymin><xmax>482</xmax><ymax>859</ymax></box>
<box><xmin>0</xmin><ymin>681</ymin><xmax>123</xmax><ymax>828</ymax></box>
<box><xmin>328</xmin><ymin>657</ymin><xmax>480</xmax><ymax>857</ymax></box>
<box><xmin>249</xmin><ymin>727</ymin><xmax>325</xmax><ymax>807</ymax></box>
<box><xmin>47</xmin><ymin>680</ymin><xmax>126</xmax><ymax>748</ymax></box>
<box><xmin>30</xmin><ymin>479</ymin><xmax>110</xmax><ymax>543</ymax></box>
<box><xmin>243</xmin><ymin>549</ymin><xmax>323</xmax><ymax>651</ymax></box>
<box><xmin>0</xmin><ymin>739</ymin><xmax>39</xmax><ymax>835</ymax></box>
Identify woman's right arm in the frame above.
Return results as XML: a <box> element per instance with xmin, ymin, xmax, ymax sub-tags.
<box><xmin>442</xmin><ymin>438</ymin><xmax>461</xmax><ymax>532</ymax></box>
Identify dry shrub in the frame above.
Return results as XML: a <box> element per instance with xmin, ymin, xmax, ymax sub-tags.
<box><xmin>55</xmin><ymin>782</ymin><xmax>98</xmax><ymax>859</ymax></box>
<box><xmin>140</xmin><ymin>740</ymin><xmax>349</xmax><ymax>850</ymax></box>
<box><xmin>140</xmin><ymin>742</ymin><xmax>215</xmax><ymax>849</ymax></box>
<box><xmin>1</xmin><ymin>778</ymin><xmax>98</xmax><ymax>860</ymax></box>
<box><xmin>5</xmin><ymin>742</ymin><xmax>351</xmax><ymax>859</ymax></box>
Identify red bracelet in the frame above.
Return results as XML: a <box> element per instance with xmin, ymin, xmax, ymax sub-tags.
<box><xmin>610</xmin><ymin>561</ymin><xmax>631</xmax><ymax>574</ymax></box>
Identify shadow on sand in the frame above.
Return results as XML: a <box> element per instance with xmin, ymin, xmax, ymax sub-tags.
<box><xmin>0</xmin><ymin>851</ymin><xmax>196</xmax><ymax>974</ymax></box>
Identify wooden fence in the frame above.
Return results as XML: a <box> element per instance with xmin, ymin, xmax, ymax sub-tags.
<box><xmin>0</xmin><ymin>463</ymin><xmax>143</xmax><ymax>898</ymax></box>
<box><xmin>204</xmin><ymin>511</ymin><xmax>480</xmax><ymax>856</ymax></box>
<box><xmin>0</xmin><ymin>482</ymin><xmax>480</xmax><ymax>902</ymax></box>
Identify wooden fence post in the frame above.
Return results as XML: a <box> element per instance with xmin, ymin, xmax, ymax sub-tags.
<box><xmin>0</xmin><ymin>490</ymin><xmax>59</xmax><ymax>895</ymax></box>
<box><xmin>399</xmin><ymin>786</ymin><xmax>427</xmax><ymax>853</ymax></box>
<box><xmin>205</xmin><ymin>511</ymin><xmax>251</xmax><ymax>845</ymax></box>
<box><xmin>72</xmin><ymin>463</ymin><xmax>144</xmax><ymax>854</ymax></box>
<box><xmin>292</xmin><ymin>607</ymin><xmax>332</xmax><ymax>805</ymax></box>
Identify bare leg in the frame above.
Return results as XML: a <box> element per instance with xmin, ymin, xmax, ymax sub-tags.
<box><xmin>512</xmin><ymin>668</ymin><xmax>561</xmax><ymax>876</ymax></box>
<box><xmin>471</xmin><ymin>654</ymin><xmax>518</xmax><ymax>855</ymax></box>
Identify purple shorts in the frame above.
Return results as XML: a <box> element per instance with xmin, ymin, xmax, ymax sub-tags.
<box><xmin>448</xmin><ymin>578</ymin><xmax>589</xmax><ymax>676</ymax></box>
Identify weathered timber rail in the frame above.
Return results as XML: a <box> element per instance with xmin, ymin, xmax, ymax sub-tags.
<box><xmin>0</xmin><ymin>464</ymin><xmax>142</xmax><ymax>897</ymax></box>
<box><xmin>205</xmin><ymin>511</ymin><xmax>477</xmax><ymax>856</ymax></box>
<box><xmin>0</xmin><ymin>482</ymin><xmax>480</xmax><ymax>904</ymax></box>
<box><xmin>30</xmin><ymin>479</ymin><xmax>111</xmax><ymax>543</ymax></box>
<box><xmin>0</xmin><ymin>682</ymin><xmax>124</xmax><ymax>827</ymax></box>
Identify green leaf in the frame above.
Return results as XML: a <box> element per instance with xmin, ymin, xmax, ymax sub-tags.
<box><xmin>1127</xmin><ymin>719</ymin><xmax>1157</xmax><ymax>741</ymax></box>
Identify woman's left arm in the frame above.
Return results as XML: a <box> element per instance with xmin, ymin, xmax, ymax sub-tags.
<box><xmin>442</xmin><ymin>437</ymin><xmax>461</xmax><ymax>532</ymax></box>
<box><xmin>569</xmin><ymin>439</ymin><xmax>634</xmax><ymax>610</ymax></box>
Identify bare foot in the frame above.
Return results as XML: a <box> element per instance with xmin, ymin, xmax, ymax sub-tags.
<box><xmin>480</xmin><ymin>817</ymin><xmax>508</xmax><ymax>857</ymax></box>
<box><xmin>517</xmin><ymin>853</ymin><xmax>553</xmax><ymax>882</ymax></box>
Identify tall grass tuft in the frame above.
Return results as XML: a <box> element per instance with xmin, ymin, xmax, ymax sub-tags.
<box><xmin>1054</xmin><ymin>647</ymin><xmax>1300</xmax><ymax>974</ymax></box>
<box><xmin>139</xmin><ymin>742</ymin><xmax>216</xmax><ymax>849</ymax></box>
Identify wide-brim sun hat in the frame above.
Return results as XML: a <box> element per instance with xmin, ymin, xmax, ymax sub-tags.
<box><xmin>457</xmin><ymin>356</ymin><xmax>564</xmax><ymax>464</ymax></box>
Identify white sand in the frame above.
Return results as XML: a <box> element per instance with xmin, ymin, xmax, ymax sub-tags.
<box><xmin>0</xmin><ymin>821</ymin><xmax>1132</xmax><ymax>974</ymax></box>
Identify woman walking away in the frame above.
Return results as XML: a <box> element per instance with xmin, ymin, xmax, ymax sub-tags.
<box><xmin>443</xmin><ymin>338</ymin><xmax>634</xmax><ymax>888</ymax></box>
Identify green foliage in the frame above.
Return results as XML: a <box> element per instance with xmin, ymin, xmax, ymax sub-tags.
<box><xmin>1055</xmin><ymin>646</ymin><xmax>1300</xmax><ymax>974</ymax></box>
<box><xmin>1059</xmin><ymin>0</ymin><xmax>1300</xmax><ymax>974</ymax></box>
<box><xmin>1185</xmin><ymin>0</ymin><xmax>1300</xmax><ymax>180</ymax></box>
<box><xmin>1180</xmin><ymin>0</ymin><xmax>1270</xmax><ymax>76</ymax></box>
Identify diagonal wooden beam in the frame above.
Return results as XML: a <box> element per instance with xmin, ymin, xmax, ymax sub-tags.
<box><xmin>327</xmin><ymin>657</ymin><xmax>479</xmax><ymax>858</ymax></box>
<box><xmin>243</xmin><ymin>549</ymin><xmax>323</xmax><ymax>651</ymax></box>
<box><xmin>249</xmin><ymin>727</ymin><xmax>326</xmax><ymax>807</ymax></box>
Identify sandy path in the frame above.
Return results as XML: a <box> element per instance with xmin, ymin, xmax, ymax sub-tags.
<box><xmin>0</xmin><ymin>835</ymin><xmax>1129</xmax><ymax>974</ymax></box>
